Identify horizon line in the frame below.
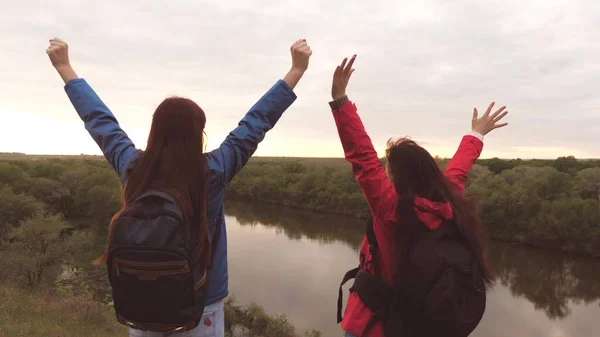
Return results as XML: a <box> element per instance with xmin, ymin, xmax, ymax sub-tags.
<box><xmin>1</xmin><ymin>152</ymin><xmax>598</xmax><ymax>161</ymax></box>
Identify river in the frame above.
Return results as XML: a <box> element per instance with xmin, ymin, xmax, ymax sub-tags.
<box><xmin>224</xmin><ymin>199</ymin><xmax>600</xmax><ymax>337</ymax></box>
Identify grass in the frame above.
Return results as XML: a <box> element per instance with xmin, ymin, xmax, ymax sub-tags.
<box><xmin>0</xmin><ymin>285</ymin><xmax>126</xmax><ymax>337</ymax></box>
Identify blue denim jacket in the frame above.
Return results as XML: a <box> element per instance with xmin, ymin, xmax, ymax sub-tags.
<box><xmin>64</xmin><ymin>78</ymin><xmax>297</xmax><ymax>304</ymax></box>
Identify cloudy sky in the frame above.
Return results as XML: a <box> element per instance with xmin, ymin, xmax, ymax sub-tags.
<box><xmin>1</xmin><ymin>0</ymin><xmax>599</xmax><ymax>159</ymax></box>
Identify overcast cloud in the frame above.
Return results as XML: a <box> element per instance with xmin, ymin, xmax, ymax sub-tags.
<box><xmin>1</xmin><ymin>0</ymin><xmax>599</xmax><ymax>158</ymax></box>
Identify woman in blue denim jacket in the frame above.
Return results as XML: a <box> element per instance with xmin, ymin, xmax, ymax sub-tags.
<box><xmin>46</xmin><ymin>37</ymin><xmax>312</xmax><ymax>337</ymax></box>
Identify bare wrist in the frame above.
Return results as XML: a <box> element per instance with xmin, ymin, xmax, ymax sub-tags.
<box><xmin>55</xmin><ymin>64</ymin><xmax>73</xmax><ymax>72</ymax></box>
<box><xmin>289</xmin><ymin>67</ymin><xmax>306</xmax><ymax>76</ymax></box>
<box><xmin>55</xmin><ymin>65</ymin><xmax>79</xmax><ymax>84</ymax></box>
<box><xmin>332</xmin><ymin>93</ymin><xmax>347</xmax><ymax>101</ymax></box>
<box><xmin>283</xmin><ymin>68</ymin><xmax>305</xmax><ymax>89</ymax></box>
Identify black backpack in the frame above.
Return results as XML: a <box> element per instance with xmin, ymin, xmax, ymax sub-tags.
<box><xmin>106</xmin><ymin>190</ymin><xmax>219</xmax><ymax>335</ymax></box>
<box><xmin>337</xmin><ymin>214</ymin><xmax>486</xmax><ymax>337</ymax></box>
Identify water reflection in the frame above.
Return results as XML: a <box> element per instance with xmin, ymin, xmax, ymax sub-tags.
<box><xmin>225</xmin><ymin>199</ymin><xmax>365</xmax><ymax>250</ymax></box>
<box><xmin>489</xmin><ymin>241</ymin><xmax>600</xmax><ymax>320</ymax></box>
<box><xmin>224</xmin><ymin>199</ymin><xmax>600</xmax><ymax>337</ymax></box>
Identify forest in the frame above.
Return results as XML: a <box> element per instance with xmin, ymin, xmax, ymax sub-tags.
<box><xmin>0</xmin><ymin>156</ymin><xmax>320</xmax><ymax>337</ymax></box>
<box><xmin>228</xmin><ymin>156</ymin><xmax>600</xmax><ymax>257</ymax></box>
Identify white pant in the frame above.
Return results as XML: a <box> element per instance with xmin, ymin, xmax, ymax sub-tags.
<box><xmin>128</xmin><ymin>300</ymin><xmax>225</xmax><ymax>337</ymax></box>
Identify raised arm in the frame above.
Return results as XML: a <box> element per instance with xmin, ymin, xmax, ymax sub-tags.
<box><xmin>47</xmin><ymin>38</ymin><xmax>138</xmax><ymax>182</ymax></box>
<box><xmin>209</xmin><ymin>39</ymin><xmax>312</xmax><ymax>186</ymax></box>
<box><xmin>329</xmin><ymin>55</ymin><xmax>396</xmax><ymax>222</ymax></box>
<box><xmin>445</xmin><ymin>102</ymin><xmax>509</xmax><ymax>193</ymax></box>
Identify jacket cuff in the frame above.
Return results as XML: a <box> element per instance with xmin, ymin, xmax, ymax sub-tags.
<box><xmin>64</xmin><ymin>78</ymin><xmax>86</xmax><ymax>90</ymax></box>
<box><xmin>329</xmin><ymin>95</ymin><xmax>349</xmax><ymax>110</ymax></box>
<box><xmin>467</xmin><ymin>131</ymin><xmax>484</xmax><ymax>142</ymax></box>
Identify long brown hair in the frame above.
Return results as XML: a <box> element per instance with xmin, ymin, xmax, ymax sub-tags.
<box><xmin>385</xmin><ymin>138</ymin><xmax>494</xmax><ymax>288</ymax></box>
<box><xmin>94</xmin><ymin>97</ymin><xmax>210</xmax><ymax>267</ymax></box>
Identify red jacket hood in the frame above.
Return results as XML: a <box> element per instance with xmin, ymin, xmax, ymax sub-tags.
<box><xmin>414</xmin><ymin>197</ymin><xmax>454</xmax><ymax>230</ymax></box>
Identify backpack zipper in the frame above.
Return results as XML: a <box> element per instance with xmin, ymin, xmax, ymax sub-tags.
<box><xmin>113</xmin><ymin>258</ymin><xmax>189</xmax><ymax>280</ymax></box>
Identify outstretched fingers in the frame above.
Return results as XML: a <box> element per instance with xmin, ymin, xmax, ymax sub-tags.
<box><xmin>493</xmin><ymin>110</ymin><xmax>509</xmax><ymax>123</ymax></box>
<box><xmin>493</xmin><ymin>122</ymin><xmax>508</xmax><ymax>130</ymax></box>
<box><xmin>490</xmin><ymin>106</ymin><xmax>506</xmax><ymax>119</ymax></box>
<box><xmin>345</xmin><ymin>55</ymin><xmax>356</xmax><ymax>79</ymax></box>
<box><xmin>484</xmin><ymin>101</ymin><xmax>495</xmax><ymax>116</ymax></box>
<box><xmin>340</xmin><ymin>57</ymin><xmax>348</xmax><ymax>69</ymax></box>
<box><xmin>346</xmin><ymin>55</ymin><xmax>356</xmax><ymax>71</ymax></box>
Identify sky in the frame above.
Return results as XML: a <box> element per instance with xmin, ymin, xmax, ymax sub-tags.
<box><xmin>1</xmin><ymin>0</ymin><xmax>599</xmax><ymax>159</ymax></box>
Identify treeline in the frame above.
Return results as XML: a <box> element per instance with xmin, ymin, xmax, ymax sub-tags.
<box><xmin>228</xmin><ymin>156</ymin><xmax>600</xmax><ymax>257</ymax></box>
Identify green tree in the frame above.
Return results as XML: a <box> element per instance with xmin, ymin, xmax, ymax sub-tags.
<box><xmin>575</xmin><ymin>167</ymin><xmax>600</xmax><ymax>202</ymax></box>
<box><xmin>0</xmin><ymin>162</ymin><xmax>28</xmax><ymax>187</ymax></box>
<box><xmin>22</xmin><ymin>177</ymin><xmax>72</xmax><ymax>215</ymax></box>
<box><xmin>0</xmin><ymin>186</ymin><xmax>44</xmax><ymax>237</ymax></box>
<box><xmin>1</xmin><ymin>214</ymin><xmax>91</xmax><ymax>288</ymax></box>
<box><xmin>553</xmin><ymin>155</ymin><xmax>579</xmax><ymax>175</ymax></box>
<box><xmin>481</xmin><ymin>157</ymin><xmax>512</xmax><ymax>174</ymax></box>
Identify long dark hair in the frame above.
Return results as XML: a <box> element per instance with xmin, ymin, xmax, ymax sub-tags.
<box><xmin>95</xmin><ymin>97</ymin><xmax>210</xmax><ymax>266</ymax></box>
<box><xmin>385</xmin><ymin>137</ymin><xmax>494</xmax><ymax>288</ymax></box>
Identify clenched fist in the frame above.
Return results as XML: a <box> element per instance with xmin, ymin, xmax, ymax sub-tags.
<box><xmin>46</xmin><ymin>38</ymin><xmax>79</xmax><ymax>84</ymax></box>
<box><xmin>290</xmin><ymin>39</ymin><xmax>312</xmax><ymax>72</ymax></box>
<box><xmin>46</xmin><ymin>38</ymin><xmax>71</xmax><ymax>70</ymax></box>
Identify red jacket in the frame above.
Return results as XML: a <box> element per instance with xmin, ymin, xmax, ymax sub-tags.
<box><xmin>332</xmin><ymin>100</ymin><xmax>483</xmax><ymax>337</ymax></box>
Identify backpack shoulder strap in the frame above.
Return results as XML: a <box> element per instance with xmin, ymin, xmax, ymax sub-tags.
<box><xmin>365</xmin><ymin>213</ymin><xmax>381</xmax><ymax>279</ymax></box>
<box><xmin>365</xmin><ymin>213</ymin><xmax>377</xmax><ymax>249</ymax></box>
<box><xmin>134</xmin><ymin>190</ymin><xmax>176</xmax><ymax>204</ymax></box>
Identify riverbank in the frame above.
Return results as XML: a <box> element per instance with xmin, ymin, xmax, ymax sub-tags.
<box><xmin>227</xmin><ymin>157</ymin><xmax>600</xmax><ymax>258</ymax></box>
<box><xmin>226</xmin><ymin>195</ymin><xmax>600</xmax><ymax>259</ymax></box>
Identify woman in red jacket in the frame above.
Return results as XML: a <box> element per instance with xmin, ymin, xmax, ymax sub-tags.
<box><xmin>330</xmin><ymin>55</ymin><xmax>508</xmax><ymax>337</ymax></box>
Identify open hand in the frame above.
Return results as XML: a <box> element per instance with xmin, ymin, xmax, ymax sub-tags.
<box><xmin>46</xmin><ymin>38</ymin><xmax>71</xmax><ymax>70</ymax></box>
<box><xmin>332</xmin><ymin>55</ymin><xmax>356</xmax><ymax>100</ymax></box>
<box><xmin>290</xmin><ymin>39</ymin><xmax>312</xmax><ymax>72</ymax></box>
<box><xmin>472</xmin><ymin>102</ymin><xmax>509</xmax><ymax>135</ymax></box>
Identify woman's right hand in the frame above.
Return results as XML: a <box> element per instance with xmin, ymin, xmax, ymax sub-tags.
<box><xmin>290</xmin><ymin>39</ymin><xmax>312</xmax><ymax>72</ymax></box>
<box><xmin>472</xmin><ymin>102</ymin><xmax>509</xmax><ymax>135</ymax></box>
<box><xmin>46</xmin><ymin>38</ymin><xmax>79</xmax><ymax>84</ymax></box>
<box><xmin>331</xmin><ymin>55</ymin><xmax>356</xmax><ymax>101</ymax></box>
<box><xmin>283</xmin><ymin>39</ymin><xmax>312</xmax><ymax>89</ymax></box>
<box><xmin>46</xmin><ymin>38</ymin><xmax>71</xmax><ymax>70</ymax></box>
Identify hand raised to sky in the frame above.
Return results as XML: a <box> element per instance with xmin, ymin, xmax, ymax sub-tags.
<box><xmin>46</xmin><ymin>38</ymin><xmax>79</xmax><ymax>84</ymax></box>
<box><xmin>472</xmin><ymin>102</ymin><xmax>509</xmax><ymax>135</ymax></box>
<box><xmin>283</xmin><ymin>39</ymin><xmax>312</xmax><ymax>89</ymax></box>
<box><xmin>331</xmin><ymin>55</ymin><xmax>356</xmax><ymax>101</ymax></box>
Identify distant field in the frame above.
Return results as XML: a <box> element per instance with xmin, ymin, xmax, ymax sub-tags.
<box><xmin>0</xmin><ymin>153</ymin><xmax>352</xmax><ymax>168</ymax></box>
<box><xmin>0</xmin><ymin>153</ymin><xmax>104</xmax><ymax>161</ymax></box>
<box><xmin>3</xmin><ymin>153</ymin><xmax>598</xmax><ymax>170</ymax></box>
<box><xmin>250</xmin><ymin>156</ymin><xmax>350</xmax><ymax>169</ymax></box>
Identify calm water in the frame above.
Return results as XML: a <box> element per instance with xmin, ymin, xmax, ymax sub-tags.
<box><xmin>224</xmin><ymin>199</ymin><xmax>600</xmax><ymax>337</ymax></box>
